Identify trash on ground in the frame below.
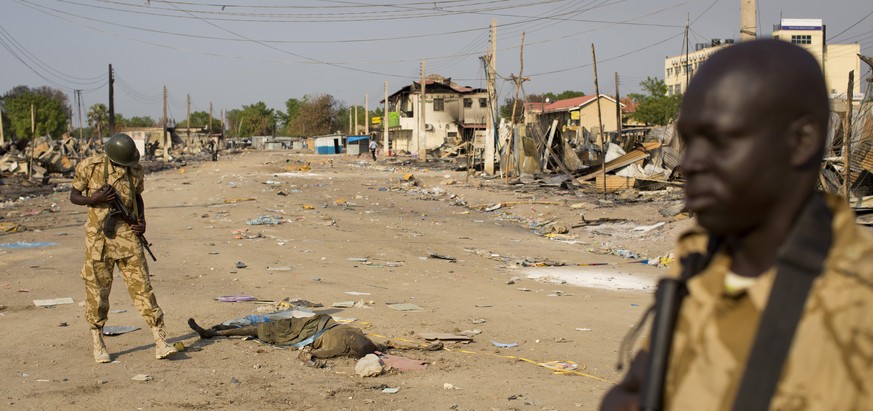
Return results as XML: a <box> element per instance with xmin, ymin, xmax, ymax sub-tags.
<box><xmin>539</xmin><ymin>361</ymin><xmax>579</xmax><ymax>372</ymax></box>
<box><xmin>632</xmin><ymin>222</ymin><xmax>666</xmax><ymax>232</ymax></box>
<box><xmin>246</xmin><ymin>215</ymin><xmax>285</xmax><ymax>225</ymax></box>
<box><xmin>223</xmin><ymin>198</ymin><xmax>256</xmax><ymax>204</ymax></box>
<box><xmin>33</xmin><ymin>297</ymin><xmax>74</xmax><ymax>307</ymax></box>
<box><xmin>576</xmin><ymin>328</ymin><xmax>592</xmax><ymax>332</ymax></box>
<box><xmin>235</xmin><ymin>261</ymin><xmax>248</xmax><ymax>269</ymax></box>
<box><xmin>382</xmin><ymin>387</ymin><xmax>400</xmax><ymax>394</ymax></box>
<box><xmin>103</xmin><ymin>326</ymin><xmax>140</xmax><ymax>336</ymax></box>
<box><xmin>266</xmin><ymin>266</ymin><xmax>292</xmax><ymax>271</ymax></box>
<box><xmin>379</xmin><ymin>354</ymin><xmax>428</xmax><ymax>371</ymax></box>
<box><xmin>428</xmin><ymin>252</ymin><xmax>456</xmax><ymax>261</ymax></box>
<box><xmin>131</xmin><ymin>374</ymin><xmax>153</xmax><ymax>382</ymax></box>
<box><xmin>1</xmin><ymin>242</ymin><xmax>57</xmax><ymax>249</ymax></box>
<box><xmin>471</xmin><ymin>318</ymin><xmax>486</xmax><ymax>324</ymax></box>
<box><xmin>355</xmin><ymin>354</ymin><xmax>385</xmax><ymax>377</ymax></box>
<box><xmin>215</xmin><ymin>295</ymin><xmax>257</xmax><ymax>302</ymax></box>
<box><xmin>347</xmin><ymin>257</ymin><xmax>369</xmax><ymax>262</ymax></box>
<box><xmin>332</xmin><ymin>301</ymin><xmax>356</xmax><ymax>308</ymax></box>
<box><xmin>443</xmin><ymin>383</ymin><xmax>460</xmax><ymax>390</ymax></box>
<box><xmin>417</xmin><ymin>332</ymin><xmax>473</xmax><ymax>341</ymax></box>
<box><xmin>388</xmin><ymin>303</ymin><xmax>423</xmax><ymax>311</ymax></box>
<box><xmin>344</xmin><ymin>291</ymin><xmax>371</xmax><ymax>296</ymax></box>
<box><xmin>491</xmin><ymin>341</ymin><xmax>518</xmax><ymax>348</ymax></box>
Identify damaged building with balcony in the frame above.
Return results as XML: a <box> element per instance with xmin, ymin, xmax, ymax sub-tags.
<box><xmin>383</xmin><ymin>75</ymin><xmax>489</xmax><ymax>154</ymax></box>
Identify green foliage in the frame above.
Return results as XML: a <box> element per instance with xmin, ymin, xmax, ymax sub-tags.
<box><xmin>187</xmin><ymin>111</ymin><xmax>223</xmax><ymax>132</ymax></box>
<box><xmin>2</xmin><ymin>85</ymin><xmax>71</xmax><ymax>140</ymax></box>
<box><xmin>628</xmin><ymin>77</ymin><xmax>681</xmax><ymax>126</ymax></box>
<box><xmin>499</xmin><ymin>97</ymin><xmax>525</xmax><ymax>123</ymax></box>
<box><xmin>285</xmin><ymin>94</ymin><xmax>341</xmax><ymax>137</ymax></box>
<box><xmin>114</xmin><ymin>114</ymin><xmax>156</xmax><ymax>129</ymax></box>
<box><xmin>88</xmin><ymin>103</ymin><xmax>109</xmax><ymax>139</ymax></box>
<box><xmin>226</xmin><ymin>102</ymin><xmax>276</xmax><ymax>137</ymax></box>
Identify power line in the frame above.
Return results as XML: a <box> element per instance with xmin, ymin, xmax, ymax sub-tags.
<box><xmin>828</xmin><ymin>8</ymin><xmax>873</xmax><ymax>41</ymax></box>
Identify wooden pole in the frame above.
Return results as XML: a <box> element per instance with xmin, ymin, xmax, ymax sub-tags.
<box><xmin>75</xmin><ymin>90</ymin><xmax>84</xmax><ymax>146</ymax></box>
<box><xmin>365</xmin><ymin>94</ymin><xmax>369</xmax><ymax>135</ymax></box>
<box><xmin>484</xmin><ymin>19</ymin><xmax>497</xmax><ymax>174</ymax></box>
<box><xmin>383</xmin><ymin>81</ymin><xmax>389</xmax><ymax>157</ymax></box>
<box><xmin>615</xmin><ymin>72</ymin><xmax>622</xmax><ymax>143</ymax></box>
<box><xmin>186</xmin><ymin>94</ymin><xmax>191</xmax><ymax>145</ymax></box>
<box><xmin>354</xmin><ymin>105</ymin><xmax>358</xmax><ymax>135</ymax></box>
<box><xmin>0</xmin><ymin>104</ymin><xmax>5</xmax><ymax>145</ymax></box>
<box><xmin>209</xmin><ymin>101</ymin><xmax>213</xmax><ymax>138</ymax></box>
<box><xmin>844</xmin><ymin>70</ymin><xmax>854</xmax><ymax>199</ymax></box>
<box><xmin>419</xmin><ymin>59</ymin><xmax>427</xmax><ymax>161</ymax></box>
<box><xmin>108</xmin><ymin>64</ymin><xmax>115</xmax><ymax>135</ymax></box>
<box><xmin>29</xmin><ymin>104</ymin><xmax>35</xmax><ymax>179</ymax></box>
<box><xmin>507</xmin><ymin>32</ymin><xmax>526</xmax><ymax>182</ymax></box>
<box><xmin>591</xmin><ymin>44</ymin><xmax>607</xmax><ymax>196</ymax></box>
<box><xmin>162</xmin><ymin>85</ymin><xmax>169</xmax><ymax>161</ymax></box>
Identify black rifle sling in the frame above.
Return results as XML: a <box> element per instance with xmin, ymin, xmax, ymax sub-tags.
<box><xmin>731</xmin><ymin>194</ymin><xmax>833</xmax><ymax>411</ymax></box>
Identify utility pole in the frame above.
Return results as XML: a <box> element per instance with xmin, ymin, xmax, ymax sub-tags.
<box><xmin>162</xmin><ymin>85</ymin><xmax>169</xmax><ymax>161</ymax></box>
<box><xmin>507</xmin><ymin>31</ymin><xmax>527</xmax><ymax>181</ymax></box>
<box><xmin>354</xmin><ymin>105</ymin><xmax>358</xmax><ymax>135</ymax></box>
<box><xmin>209</xmin><ymin>101</ymin><xmax>213</xmax><ymax>139</ymax></box>
<box><xmin>383</xmin><ymin>81</ymin><xmax>389</xmax><ymax>156</ymax></box>
<box><xmin>592</xmin><ymin>44</ymin><xmax>607</xmax><ymax>196</ymax></box>
<box><xmin>186</xmin><ymin>94</ymin><xmax>191</xmax><ymax>145</ymax></box>
<box><xmin>484</xmin><ymin>18</ymin><xmax>497</xmax><ymax>174</ymax></box>
<box><xmin>740</xmin><ymin>0</ymin><xmax>757</xmax><ymax>41</ymax></box>
<box><xmin>365</xmin><ymin>94</ymin><xmax>369</xmax><ymax>135</ymax></box>
<box><xmin>29</xmin><ymin>104</ymin><xmax>34</xmax><ymax>179</ymax></box>
<box><xmin>682</xmin><ymin>13</ymin><xmax>691</xmax><ymax>91</ymax></box>
<box><xmin>615</xmin><ymin>72</ymin><xmax>622</xmax><ymax>142</ymax></box>
<box><xmin>844</xmin><ymin>70</ymin><xmax>854</xmax><ymax>198</ymax></box>
<box><xmin>348</xmin><ymin>109</ymin><xmax>352</xmax><ymax>135</ymax></box>
<box><xmin>419</xmin><ymin>59</ymin><xmax>427</xmax><ymax>161</ymax></box>
<box><xmin>0</xmin><ymin>102</ymin><xmax>5</xmax><ymax>145</ymax></box>
<box><xmin>108</xmin><ymin>64</ymin><xmax>115</xmax><ymax>135</ymax></box>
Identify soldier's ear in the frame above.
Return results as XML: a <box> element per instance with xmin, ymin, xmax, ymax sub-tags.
<box><xmin>787</xmin><ymin>116</ymin><xmax>823</xmax><ymax>169</ymax></box>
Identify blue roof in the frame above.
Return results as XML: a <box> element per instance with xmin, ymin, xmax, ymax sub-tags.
<box><xmin>347</xmin><ymin>136</ymin><xmax>369</xmax><ymax>143</ymax></box>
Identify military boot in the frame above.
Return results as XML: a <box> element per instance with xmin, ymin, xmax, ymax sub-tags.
<box><xmin>91</xmin><ymin>329</ymin><xmax>111</xmax><ymax>363</ymax></box>
<box><xmin>151</xmin><ymin>325</ymin><xmax>177</xmax><ymax>360</ymax></box>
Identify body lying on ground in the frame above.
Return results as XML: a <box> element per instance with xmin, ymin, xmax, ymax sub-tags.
<box><xmin>188</xmin><ymin>313</ymin><xmax>441</xmax><ymax>366</ymax></box>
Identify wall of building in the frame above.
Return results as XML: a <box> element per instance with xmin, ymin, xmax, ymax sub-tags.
<box><xmin>664</xmin><ymin>45</ymin><xmax>728</xmax><ymax>96</ymax></box>
<box><xmin>825</xmin><ymin>44</ymin><xmax>862</xmax><ymax>96</ymax></box>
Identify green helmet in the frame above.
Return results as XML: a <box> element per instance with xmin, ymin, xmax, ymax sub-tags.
<box><xmin>105</xmin><ymin>133</ymin><xmax>140</xmax><ymax>167</ymax></box>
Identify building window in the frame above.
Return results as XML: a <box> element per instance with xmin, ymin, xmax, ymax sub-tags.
<box><xmin>433</xmin><ymin>98</ymin><xmax>445</xmax><ymax>112</ymax></box>
<box><xmin>791</xmin><ymin>35</ymin><xmax>812</xmax><ymax>44</ymax></box>
<box><xmin>675</xmin><ymin>84</ymin><xmax>681</xmax><ymax>94</ymax></box>
<box><xmin>668</xmin><ymin>85</ymin><xmax>674</xmax><ymax>95</ymax></box>
<box><xmin>463</xmin><ymin>98</ymin><xmax>472</xmax><ymax>108</ymax></box>
<box><xmin>479</xmin><ymin>98</ymin><xmax>487</xmax><ymax>108</ymax></box>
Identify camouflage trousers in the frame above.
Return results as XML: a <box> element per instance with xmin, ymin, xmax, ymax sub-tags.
<box><xmin>80</xmin><ymin>250</ymin><xmax>164</xmax><ymax>330</ymax></box>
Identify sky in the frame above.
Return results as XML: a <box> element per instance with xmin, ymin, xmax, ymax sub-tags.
<box><xmin>1</xmin><ymin>0</ymin><xmax>871</xmax><ymax>126</ymax></box>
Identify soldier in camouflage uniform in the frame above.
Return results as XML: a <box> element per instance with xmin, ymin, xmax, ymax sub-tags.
<box><xmin>70</xmin><ymin>133</ymin><xmax>176</xmax><ymax>363</ymax></box>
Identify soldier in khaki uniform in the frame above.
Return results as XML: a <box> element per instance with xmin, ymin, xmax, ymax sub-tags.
<box><xmin>70</xmin><ymin>133</ymin><xmax>175</xmax><ymax>363</ymax></box>
<box><xmin>601</xmin><ymin>40</ymin><xmax>873</xmax><ymax>410</ymax></box>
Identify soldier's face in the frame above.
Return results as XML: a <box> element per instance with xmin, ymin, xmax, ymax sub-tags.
<box><xmin>677</xmin><ymin>71</ymin><xmax>792</xmax><ymax>236</ymax></box>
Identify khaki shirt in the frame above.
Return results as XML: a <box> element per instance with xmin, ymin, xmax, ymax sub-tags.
<box><xmin>663</xmin><ymin>194</ymin><xmax>873</xmax><ymax>411</ymax></box>
<box><xmin>72</xmin><ymin>155</ymin><xmax>144</xmax><ymax>261</ymax></box>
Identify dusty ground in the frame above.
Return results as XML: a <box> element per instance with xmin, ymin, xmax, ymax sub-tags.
<box><xmin>0</xmin><ymin>150</ymin><xmax>692</xmax><ymax>410</ymax></box>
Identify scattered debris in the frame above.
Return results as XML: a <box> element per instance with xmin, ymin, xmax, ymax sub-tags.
<box><xmin>355</xmin><ymin>354</ymin><xmax>385</xmax><ymax>377</ymax></box>
<box><xmin>491</xmin><ymin>341</ymin><xmax>518</xmax><ymax>348</ymax></box>
<box><xmin>0</xmin><ymin>242</ymin><xmax>57</xmax><ymax>249</ymax></box>
<box><xmin>417</xmin><ymin>333</ymin><xmax>473</xmax><ymax>341</ymax></box>
<box><xmin>428</xmin><ymin>252</ymin><xmax>456</xmax><ymax>261</ymax></box>
<box><xmin>33</xmin><ymin>297</ymin><xmax>74</xmax><ymax>307</ymax></box>
<box><xmin>388</xmin><ymin>303</ymin><xmax>423</xmax><ymax>311</ymax></box>
<box><xmin>131</xmin><ymin>374</ymin><xmax>153</xmax><ymax>382</ymax></box>
<box><xmin>215</xmin><ymin>295</ymin><xmax>257</xmax><ymax>302</ymax></box>
<box><xmin>103</xmin><ymin>326</ymin><xmax>140</xmax><ymax>336</ymax></box>
<box><xmin>246</xmin><ymin>215</ymin><xmax>285</xmax><ymax>225</ymax></box>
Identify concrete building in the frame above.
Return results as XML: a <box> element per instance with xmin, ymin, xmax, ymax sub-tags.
<box><xmin>384</xmin><ymin>75</ymin><xmax>488</xmax><ymax>153</ymax></box>
<box><xmin>537</xmin><ymin>94</ymin><xmax>624</xmax><ymax>140</ymax></box>
<box><xmin>664</xmin><ymin>18</ymin><xmax>862</xmax><ymax>97</ymax></box>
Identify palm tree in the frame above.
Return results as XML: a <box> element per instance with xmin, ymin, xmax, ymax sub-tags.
<box><xmin>87</xmin><ymin>103</ymin><xmax>108</xmax><ymax>142</ymax></box>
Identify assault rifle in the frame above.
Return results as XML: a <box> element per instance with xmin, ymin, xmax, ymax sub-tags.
<box><xmin>104</xmin><ymin>190</ymin><xmax>157</xmax><ymax>262</ymax></box>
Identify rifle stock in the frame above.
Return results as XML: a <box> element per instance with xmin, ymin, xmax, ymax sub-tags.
<box><xmin>639</xmin><ymin>278</ymin><xmax>685</xmax><ymax>411</ymax></box>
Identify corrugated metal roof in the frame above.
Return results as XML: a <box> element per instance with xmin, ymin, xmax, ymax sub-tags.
<box><xmin>576</xmin><ymin>141</ymin><xmax>662</xmax><ymax>182</ymax></box>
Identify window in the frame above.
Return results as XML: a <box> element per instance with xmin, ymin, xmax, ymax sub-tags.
<box><xmin>667</xmin><ymin>68</ymin><xmax>672</xmax><ymax>76</ymax></box>
<box><xmin>791</xmin><ymin>35</ymin><xmax>812</xmax><ymax>44</ymax></box>
<box><xmin>479</xmin><ymin>98</ymin><xmax>487</xmax><ymax>108</ymax></box>
<box><xmin>675</xmin><ymin>84</ymin><xmax>681</xmax><ymax>94</ymax></box>
<box><xmin>463</xmin><ymin>98</ymin><xmax>472</xmax><ymax>108</ymax></box>
<box><xmin>668</xmin><ymin>85</ymin><xmax>674</xmax><ymax>95</ymax></box>
<box><xmin>433</xmin><ymin>98</ymin><xmax>445</xmax><ymax>111</ymax></box>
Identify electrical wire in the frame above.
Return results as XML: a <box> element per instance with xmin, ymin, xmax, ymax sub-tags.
<box><xmin>828</xmin><ymin>8</ymin><xmax>873</xmax><ymax>41</ymax></box>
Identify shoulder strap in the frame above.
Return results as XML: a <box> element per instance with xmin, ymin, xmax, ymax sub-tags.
<box><xmin>731</xmin><ymin>194</ymin><xmax>833</xmax><ymax>411</ymax></box>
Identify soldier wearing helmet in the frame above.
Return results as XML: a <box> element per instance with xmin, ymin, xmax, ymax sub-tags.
<box><xmin>69</xmin><ymin>133</ymin><xmax>176</xmax><ymax>363</ymax></box>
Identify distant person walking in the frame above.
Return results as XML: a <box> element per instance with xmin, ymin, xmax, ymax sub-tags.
<box><xmin>369</xmin><ymin>139</ymin><xmax>378</xmax><ymax>161</ymax></box>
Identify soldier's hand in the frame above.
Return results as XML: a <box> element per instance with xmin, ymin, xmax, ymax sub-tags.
<box><xmin>131</xmin><ymin>219</ymin><xmax>146</xmax><ymax>236</ymax></box>
<box><xmin>89</xmin><ymin>185</ymin><xmax>116</xmax><ymax>205</ymax></box>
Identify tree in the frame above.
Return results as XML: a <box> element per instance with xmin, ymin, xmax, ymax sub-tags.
<box><xmin>286</xmin><ymin>94</ymin><xmax>341</xmax><ymax>137</ymax></box>
<box><xmin>278</xmin><ymin>98</ymin><xmax>303</xmax><ymax>132</ymax></box>
<box><xmin>188</xmin><ymin>111</ymin><xmax>223</xmax><ymax>132</ymax></box>
<box><xmin>226</xmin><ymin>102</ymin><xmax>276</xmax><ymax>137</ymax></box>
<box><xmin>2</xmin><ymin>85</ymin><xmax>71</xmax><ymax>141</ymax></box>
<box><xmin>627</xmin><ymin>77</ymin><xmax>681</xmax><ymax>126</ymax></box>
<box><xmin>88</xmin><ymin>103</ymin><xmax>109</xmax><ymax>140</ymax></box>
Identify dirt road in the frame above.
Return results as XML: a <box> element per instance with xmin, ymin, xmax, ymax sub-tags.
<box><xmin>0</xmin><ymin>150</ymin><xmax>689</xmax><ymax>410</ymax></box>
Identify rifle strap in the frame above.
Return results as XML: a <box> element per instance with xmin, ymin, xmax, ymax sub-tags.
<box><xmin>104</xmin><ymin>156</ymin><xmax>139</xmax><ymax>221</ymax></box>
<box><xmin>730</xmin><ymin>194</ymin><xmax>832</xmax><ymax>411</ymax></box>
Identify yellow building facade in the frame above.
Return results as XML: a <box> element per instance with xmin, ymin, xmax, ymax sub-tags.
<box><xmin>664</xmin><ymin>18</ymin><xmax>862</xmax><ymax>97</ymax></box>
